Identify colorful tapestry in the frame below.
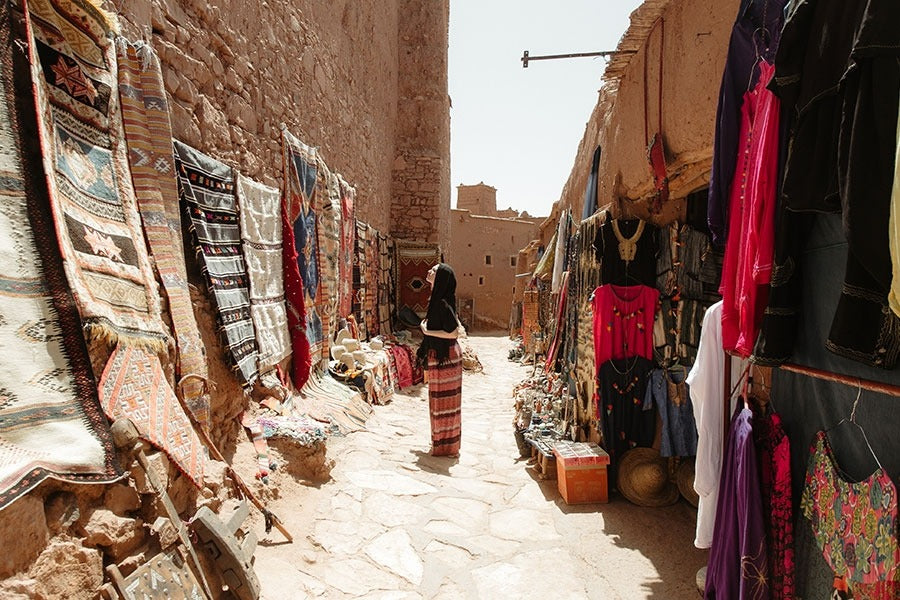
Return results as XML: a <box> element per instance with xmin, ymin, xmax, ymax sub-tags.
<box><xmin>236</xmin><ymin>173</ymin><xmax>291</xmax><ymax>374</ymax></box>
<box><xmin>116</xmin><ymin>38</ymin><xmax>209</xmax><ymax>428</ymax></box>
<box><xmin>98</xmin><ymin>345</ymin><xmax>205</xmax><ymax>487</ymax></box>
<box><xmin>396</xmin><ymin>240</ymin><xmax>441</xmax><ymax>317</ymax></box>
<box><xmin>378</xmin><ymin>233</ymin><xmax>394</xmax><ymax>335</ymax></box>
<box><xmin>0</xmin><ymin>2</ymin><xmax>119</xmax><ymax>510</ymax></box>
<box><xmin>364</xmin><ymin>225</ymin><xmax>379</xmax><ymax>336</ymax></box>
<box><xmin>282</xmin><ymin>129</ymin><xmax>325</xmax><ymax>369</ymax></box>
<box><xmin>354</xmin><ymin>220</ymin><xmax>369</xmax><ymax>340</ymax></box>
<box><xmin>174</xmin><ymin>140</ymin><xmax>258</xmax><ymax>387</ymax></box>
<box><xmin>315</xmin><ymin>166</ymin><xmax>340</xmax><ymax>346</ymax></box>
<box><xmin>338</xmin><ymin>176</ymin><xmax>355</xmax><ymax>319</ymax></box>
<box><xmin>26</xmin><ymin>0</ymin><xmax>168</xmax><ymax>351</ymax></box>
<box><xmin>280</xmin><ymin>146</ymin><xmax>310</xmax><ymax>389</ymax></box>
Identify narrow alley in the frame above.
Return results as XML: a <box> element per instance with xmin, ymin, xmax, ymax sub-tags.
<box><xmin>249</xmin><ymin>335</ymin><xmax>706</xmax><ymax>599</ymax></box>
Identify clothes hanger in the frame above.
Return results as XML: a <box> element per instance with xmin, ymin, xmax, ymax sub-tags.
<box><xmin>745</xmin><ymin>26</ymin><xmax>771</xmax><ymax>93</ymax></box>
<box><xmin>824</xmin><ymin>380</ymin><xmax>885</xmax><ymax>473</ymax></box>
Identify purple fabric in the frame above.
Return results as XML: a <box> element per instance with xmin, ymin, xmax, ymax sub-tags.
<box><xmin>704</xmin><ymin>406</ymin><xmax>769</xmax><ymax>599</ymax></box>
<box><xmin>707</xmin><ymin>0</ymin><xmax>787</xmax><ymax>245</ymax></box>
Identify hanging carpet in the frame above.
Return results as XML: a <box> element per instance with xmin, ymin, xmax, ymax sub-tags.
<box><xmin>338</xmin><ymin>176</ymin><xmax>355</xmax><ymax>319</ymax></box>
<box><xmin>396</xmin><ymin>239</ymin><xmax>441</xmax><ymax>317</ymax></box>
<box><xmin>98</xmin><ymin>345</ymin><xmax>205</xmax><ymax>487</ymax></box>
<box><xmin>0</xmin><ymin>0</ymin><xmax>119</xmax><ymax>510</ymax></box>
<box><xmin>174</xmin><ymin>139</ymin><xmax>259</xmax><ymax>387</ymax></box>
<box><xmin>378</xmin><ymin>233</ymin><xmax>394</xmax><ymax>335</ymax></box>
<box><xmin>25</xmin><ymin>0</ymin><xmax>168</xmax><ymax>351</ymax></box>
<box><xmin>116</xmin><ymin>38</ymin><xmax>210</xmax><ymax>429</ymax></box>
<box><xmin>315</xmin><ymin>165</ymin><xmax>340</xmax><ymax>345</ymax></box>
<box><xmin>236</xmin><ymin>173</ymin><xmax>291</xmax><ymax>375</ymax></box>
<box><xmin>282</xmin><ymin>129</ymin><xmax>326</xmax><ymax>370</ymax></box>
<box><xmin>364</xmin><ymin>223</ymin><xmax>380</xmax><ymax>336</ymax></box>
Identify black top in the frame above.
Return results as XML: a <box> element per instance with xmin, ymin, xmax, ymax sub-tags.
<box><xmin>594</xmin><ymin>217</ymin><xmax>658</xmax><ymax>287</ymax></box>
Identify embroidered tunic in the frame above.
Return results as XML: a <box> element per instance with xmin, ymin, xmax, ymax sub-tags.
<box><xmin>800</xmin><ymin>431</ymin><xmax>899</xmax><ymax>599</ymax></box>
<box><xmin>591</xmin><ymin>284</ymin><xmax>659</xmax><ymax>372</ymax></box>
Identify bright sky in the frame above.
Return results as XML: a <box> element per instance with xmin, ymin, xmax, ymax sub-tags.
<box><xmin>449</xmin><ymin>1</ymin><xmax>643</xmax><ymax>218</ymax></box>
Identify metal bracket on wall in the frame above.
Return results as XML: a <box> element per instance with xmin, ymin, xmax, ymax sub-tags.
<box><xmin>521</xmin><ymin>50</ymin><xmax>635</xmax><ymax>68</ymax></box>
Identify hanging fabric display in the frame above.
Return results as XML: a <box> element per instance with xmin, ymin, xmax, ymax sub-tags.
<box><xmin>0</xmin><ymin>1</ymin><xmax>119</xmax><ymax>509</ymax></box>
<box><xmin>338</xmin><ymin>176</ymin><xmax>356</xmax><ymax>319</ymax></box>
<box><xmin>315</xmin><ymin>164</ymin><xmax>340</xmax><ymax>348</ymax></box>
<box><xmin>378</xmin><ymin>233</ymin><xmax>394</xmax><ymax>336</ymax></box>
<box><xmin>354</xmin><ymin>220</ymin><xmax>369</xmax><ymax>340</ymax></box>
<box><xmin>98</xmin><ymin>345</ymin><xmax>206</xmax><ymax>488</ymax></box>
<box><xmin>26</xmin><ymin>0</ymin><xmax>169</xmax><ymax>351</ymax></box>
<box><xmin>395</xmin><ymin>239</ymin><xmax>441</xmax><ymax>317</ymax></box>
<box><xmin>282</xmin><ymin>129</ymin><xmax>326</xmax><ymax>369</ymax></box>
<box><xmin>174</xmin><ymin>140</ymin><xmax>259</xmax><ymax>387</ymax></box>
<box><xmin>236</xmin><ymin>173</ymin><xmax>291</xmax><ymax>375</ymax></box>
<box><xmin>116</xmin><ymin>38</ymin><xmax>210</xmax><ymax>427</ymax></box>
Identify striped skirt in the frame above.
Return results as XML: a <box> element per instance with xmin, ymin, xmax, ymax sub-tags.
<box><xmin>427</xmin><ymin>342</ymin><xmax>463</xmax><ymax>456</ymax></box>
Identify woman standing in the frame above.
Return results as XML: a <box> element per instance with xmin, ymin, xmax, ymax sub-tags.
<box><xmin>417</xmin><ymin>263</ymin><xmax>462</xmax><ymax>457</ymax></box>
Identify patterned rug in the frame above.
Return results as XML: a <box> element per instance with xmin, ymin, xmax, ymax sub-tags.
<box><xmin>338</xmin><ymin>176</ymin><xmax>355</xmax><ymax>319</ymax></box>
<box><xmin>282</xmin><ymin>129</ymin><xmax>325</xmax><ymax>369</ymax></box>
<box><xmin>364</xmin><ymin>225</ymin><xmax>379</xmax><ymax>336</ymax></box>
<box><xmin>396</xmin><ymin>240</ymin><xmax>441</xmax><ymax>317</ymax></box>
<box><xmin>315</xmin><ymin>166</ymin><xmax>340</xmax><ymax>348</ymax></box>
<box><xmin>378</xmin><ymin>233</ymin><xmax>394</xmax><ymax>335</ymax></box>
<box><xmin>0</xmin><ymin>0</ymin><xmax>119</xmax><ymax>510</ymax></box>
<box><xmin>98</xmin><ymin>345</ymin><xmax>205</xmax><ymax>487</ymax></box>
<box><xmin>26</xmin><ymin>0</ymin><xmax>168</xmax><ymax>351</ymax></box>
<box><xmin>116</xmin><ymin>38</ymin><xmax>209</xmax><ymax>429</ymax></box>
<box><xmin>353</xmin><ymin>220</ymin><xmax>369</xmax><ymax>339</ymax></box>
<box><xmin>174</xmin><ymin>140</ymin><xmax>258</xmax><ymax>387</ymax></box>
<box><xmin>236</xmin><ymin>173</ymin><xmax>291</xmax><ymax>375</ymax></box>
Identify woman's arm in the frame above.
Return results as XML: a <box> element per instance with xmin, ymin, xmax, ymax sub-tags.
<box><xmin>420</xmin><ymin>319</ymin><xmax>459</xmax><ymax>340</ymax></box>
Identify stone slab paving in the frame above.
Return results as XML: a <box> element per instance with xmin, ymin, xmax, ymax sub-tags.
<box><xmin>251</xmin><ymin>334</ymin><xmax>707</xmax><ymax>599</ymax></box>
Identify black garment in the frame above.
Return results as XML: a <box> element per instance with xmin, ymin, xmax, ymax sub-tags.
<box><xmin>755</xmin><ymin>0</ymin><xmax>900</xmax><ymax>369</ymax></box>
<box><xmin>594</xmin><ymin>216</ymin><xmax>658</xmax><ymax>287</ymax></box>
<box><xmin>416</xmin><ymin>263</ymin><xmax>458</xmax><ymax>366</ymax></box>
<box><xmin>597</xmin><ymin>356</ymin><xmax>656</xmax><ymax>484</ymax></box>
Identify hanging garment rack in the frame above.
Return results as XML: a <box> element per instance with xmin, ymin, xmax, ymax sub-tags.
<box><xmin>779</xmin><ymin>363</ymin><xmax>900</xmax><ymax>397</ymax></box>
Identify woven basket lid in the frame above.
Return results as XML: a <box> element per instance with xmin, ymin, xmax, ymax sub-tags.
<box><xmin>676</xmin><ymin>459</ymin><xmax>699</xmax><ymax>508</ymax></box>
<box><xmin>617</xmin><ymin>447</ymin><xmax>679</xmax><ymax>507</ymax></box>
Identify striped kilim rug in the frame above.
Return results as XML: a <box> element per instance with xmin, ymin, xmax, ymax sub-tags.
<box><xmin>0</xmin><ymin>0</ymin><xmax>119</xmax><ymax>510</ymax></box>
<box><xmin>174</xmin><ymin>140</ymin><xmax>259</xmax><ymax>388</ymax></box>
<box><xmin>25</xmin><ymin>0</ymin><xmax>168</xmax><ymax>351</ymax></box>
<box><xmin>99</xmin><ymin>345</ymin><xmax>205</xmax><ymax>487</ymax></box>
<box><xmin>378</xmin><ymin>233</ymin><xmax>394</xmax><ymax>335</ymax></box>
<box><xmin>236</xmin><ymin>173</ymin><xmax>291</xmax><ymax>374</ymax></box>
<box><xmin>116</xmin><ymin>38</ymin><xmax>209</xmax><ymax>429</ymax></box>
<box><xmin>396</xmin><ymin>240</ymin><xmax>441</xmax><ymax>317</ymax></box>
<box><xmin>282</xmin><ymin>129</ymin><xmax>325</xmax><ymax>369</ymax></box>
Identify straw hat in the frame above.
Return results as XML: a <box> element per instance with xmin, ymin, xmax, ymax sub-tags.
<box><xmin>330</xmin><ymin>344</ymin><xmax>347</xmax><ymax>361</ymax></box>
<box><xmin>343</xmin><ymin>338</ymin><xmax>360</xmax><ymax>352</ymax></box>
<box><xmin>617</xmin><ymin>447</ymin><xmax>679</xmax><ymax>507</ymax></box>
<box><xmin>676</xmin><ymin>459</ymin><xmax>699</xmax><ymax>508</ymax></box>
<box><xmin>335</xmin><ymin>327</ymin><xmax>351</xmax><ymax>345</ymax></box>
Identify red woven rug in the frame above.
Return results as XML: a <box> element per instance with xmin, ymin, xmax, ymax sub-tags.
<box><xmin>396</xmin><ymin>240</ymin><xmax>440</xmax><ymax>317</ymax></box>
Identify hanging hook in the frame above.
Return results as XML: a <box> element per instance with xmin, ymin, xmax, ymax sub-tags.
<box><xmin>849</xmin><ymin>378</ymin><xmax>862</xmax><ymax>423</ymax></box>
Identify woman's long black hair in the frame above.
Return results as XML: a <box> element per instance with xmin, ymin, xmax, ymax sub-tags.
<box><xmin>416</xmin><ymin>263</ymin><xmax>458</xmax><ymax>365</ymax></box>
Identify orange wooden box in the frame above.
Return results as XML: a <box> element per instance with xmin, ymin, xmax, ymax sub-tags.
<box><xmin>552</xmin><ymin>441</ymin><xmax>610</xmax><ymax>505</ymax></box>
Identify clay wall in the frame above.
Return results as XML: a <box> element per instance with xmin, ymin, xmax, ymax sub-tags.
<box><xmin>548</xmin><ymin>0</ymin><xmax>738</xmax><ymax>223</ymax></box>
<box><xmin>449</xmin><ymin>210</ymin><xmax>540</xmax><ymax>329</ymax></box>
<box><xmin>457</xmin><ymin>182</ymin><xmax>498</xmax><ymax>216</ymax></box>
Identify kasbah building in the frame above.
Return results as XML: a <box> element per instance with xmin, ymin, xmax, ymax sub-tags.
<box><xmin>0</xmin><ymin>0</ymin><xmax>825</xmax><ymax>598</ymax></box>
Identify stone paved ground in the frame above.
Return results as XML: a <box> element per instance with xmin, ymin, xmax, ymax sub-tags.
<box><xmin>248</xmin><ymin>334</ymin><xmax>707</xmax><ymax>599</ymax></box>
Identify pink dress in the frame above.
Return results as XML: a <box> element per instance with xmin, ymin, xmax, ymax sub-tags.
<box><xmin>720</xmin><ymin>61</ymin><xmax>780</xmax><ymax>357</ymax></box>
<box><xmin>591</xmin><ymin>284</ymin><xmax>659</xmax><ymax>371</ymax></box>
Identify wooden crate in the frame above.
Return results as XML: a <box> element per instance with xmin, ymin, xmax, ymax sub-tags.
<box><xmin>553</xmin><ymin>441</ymin><xmax>610</xmax><ymax>504</ymax></box>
